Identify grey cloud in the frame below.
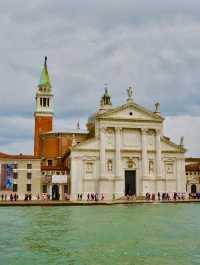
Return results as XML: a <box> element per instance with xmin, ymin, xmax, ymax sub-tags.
<box><xmin>0</xmin><ymin>1</ymin><xmax>200</xmax><ymax>155</ymax></box>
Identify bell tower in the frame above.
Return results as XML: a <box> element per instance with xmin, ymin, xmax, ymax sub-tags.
<box><xmin>34</xmin><ymin>57</ymin><xmax>54</xmax><ymax>157</ymax></box>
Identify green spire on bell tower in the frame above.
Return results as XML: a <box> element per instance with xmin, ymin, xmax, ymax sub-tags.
<box><xmin>35</xmin><ymin>56</ymin><xmax>54</xmax><ymax>116</ymax></box>
<box><xmin>39</xmin><ymin>56</ymin><xmax>51</xmax><ymax>87</ymax></box>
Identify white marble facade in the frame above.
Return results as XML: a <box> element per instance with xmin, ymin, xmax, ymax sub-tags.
<box><xmin>70</xmin><ymin>90</ymin><xmax>186</xmax><ymax>199</ymax></box>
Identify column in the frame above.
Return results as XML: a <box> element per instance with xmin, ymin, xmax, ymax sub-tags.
<box><xmin>115</xmin><ymin>127</ymin><xmax>121</xmax><ymax>178</ymax></box>
<box><xmin>141</xmin><ymin>128</ymin><xmax>148</xmax><ymax>178</ymax></box>
<box><xmin>155</xmin><ymin>129</ymin><xmax>162</xmax><ymax>178</ymax></box>
<box><xmin>100</xmin><ymin>127</ymin><xmax>106</xmax><ymax>178</ymax></box>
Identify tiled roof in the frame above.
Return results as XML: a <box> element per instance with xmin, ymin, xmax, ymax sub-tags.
<box><xmin>186</xmin><ymin>157</ymin><xmax>200</xmax><ymax>163</ymax></box>
<box><xmin>0</xmin><ymin>152</ymin><xmax>37</xmax><ymax>160</ymax></box>
<box><xmin>41</xmin><ymin>165</ymin><xmax>68</xmax><ymax>171</ymax></box>
<box><xmin>186</xmin><ymin>163</ymin><xmax>200</xmax><ymax>172</ymax></box>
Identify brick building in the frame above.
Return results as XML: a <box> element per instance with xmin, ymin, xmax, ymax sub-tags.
<box><xmin>185</xmin><ymin>158</ymin><xmax>200</xmax><ymax>194</ymax></box>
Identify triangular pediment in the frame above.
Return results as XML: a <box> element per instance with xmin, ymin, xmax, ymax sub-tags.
<box><xmin>72</xmin><ymin>137</ymin><xmax>99</xmax><ymax>150</ymax></box>
<box><xmin>161</xmin><ymin>137</ymin><xmax>186</xmax><ymax>153</ymax></box>
<box><xmin>96</xmin><ymin>101</ymin><xmax>164</xmax><ymax>122</ymax></box>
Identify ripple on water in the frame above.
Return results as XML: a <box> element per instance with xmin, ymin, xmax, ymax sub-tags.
<box><xmin>0</xmin><ymin>204</ymin><xmax>200</xmax><ymax>265</ymax></box>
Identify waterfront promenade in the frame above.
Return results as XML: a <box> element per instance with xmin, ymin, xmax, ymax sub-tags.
<box><xmin>0</xmin><ymin>199</ymin><xmax>200</xmax><ymax>206</ymax></box>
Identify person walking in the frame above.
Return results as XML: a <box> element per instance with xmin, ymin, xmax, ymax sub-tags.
<box><xmin>1</xmin><ymin>194</ymin><xmax>4</xmax><ymax>201</ymax></box>
<box><xmin>10</xmin><ymin>193</ymin><xmax>13</xmax><ymax>201</ymax></box>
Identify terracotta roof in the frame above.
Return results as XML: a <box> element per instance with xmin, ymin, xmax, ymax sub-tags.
<box><xmin>186</xmin><ymin>157</ymin><xmax>200</xmax><ymax>163</ymax></box>
<box><xmin>41</xmin><ymin>130</ymin><xmax>88</xmax><ymax>136</ymax></box>
<box><xmin>0</xmin><ymin>152</ymin><xmax>37</xmax><ymax>160</ymax></box>
<box><xmin>186</xmin><ymin>163</ymin><xmax>200</xmax><ymax>172</ymax></box>
<box><xmin>41</xmin><ymin>165</ymin><xmax>68</xmax><ymax>171</ymax></box>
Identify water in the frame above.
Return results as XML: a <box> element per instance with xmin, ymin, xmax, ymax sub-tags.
<box><xmin>0</xmin><ymin>204</ymin><xmax>199</xmax><ymax>265</ymax></box>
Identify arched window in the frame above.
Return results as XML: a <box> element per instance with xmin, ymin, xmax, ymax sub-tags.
<box><xmin>43</xmin><ymin>97</ymin><xmax>47</xmax><ymax>107</ymax></box>
<box><xmin>191</xmin><ymin>184</ymin><xmax>197</xmax><ymax>194</ymax></box>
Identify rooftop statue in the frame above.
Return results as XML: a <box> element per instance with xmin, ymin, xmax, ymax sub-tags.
<box><xmin>127</xmin><ymin>86</ymin><xmax>133</xmax><ymax>101</ymax></box>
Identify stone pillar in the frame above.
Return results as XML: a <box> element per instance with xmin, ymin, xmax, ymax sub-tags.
<box><xmin>115</xmin><ymin>127</ymin><xmax>121</xmax><ymax>178</ymax></box>
<box><xmin>100</xmin><ymin>127</ymin><xmax>106</xmax><ymax>178</ymax></box>
<box><xmin>49</xmin><ymin>183</ymin><xmax>52</xmax><ymax>199</ymax></box>
<box><xmin>141</xmin><ymin>129</ymin><xmax>148</xmax><ymax>178</ymax></box>
<box><xmin>155</xmin><ymin>129</ymin><xmax>162</xmax><ymax>178</ymax></box>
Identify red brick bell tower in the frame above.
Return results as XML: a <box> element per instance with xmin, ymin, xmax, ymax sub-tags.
<box><xmin>34</xmin><ymin>57</ymin><xmax>54</xmax><ymax>157</ymax></box>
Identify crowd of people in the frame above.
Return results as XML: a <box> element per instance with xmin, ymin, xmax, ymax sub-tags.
<box><xmin>1</xmin><ymin>193</ymin><xmax>18</xmax><ymax>201</ymax></box>
<box><xmin>145</xmin><ymin>192</ymin><xmax>186</xmax><ymax>201</ymax></box>
<box><xmin>76</xmin><ymin>193</ymin><xmax>105</xmax><ymax>201</ymax></box>
<box><xmin>1</xmin><ymin>191</ymin><xmax>200</xmax><ymax>202</ymax></box>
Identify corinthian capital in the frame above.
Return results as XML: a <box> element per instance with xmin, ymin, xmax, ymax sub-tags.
<box><xmin>155</xmin><ymin>128</ymin><xmax>161</xmax><ymax>135</ymax></box>
<box><xmin>100</xmin><ymin>126</ymin><xmax>107</xmax><ymax>133</ymax></box>
<box><xmin>115</xmin><ymin>127</ymin><xmax>122</xmax><ymax>133</ymax></box>
<box><xmin>141</xmin><ymin>128</ymin><xmax>148</xmax><ymax>134</ymax></box>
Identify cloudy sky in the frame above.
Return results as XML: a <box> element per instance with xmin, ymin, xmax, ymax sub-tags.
<box><xmin>0</xmin><ymin>0</ymin><xmax>200</xmax><ymax>156</ymax></box>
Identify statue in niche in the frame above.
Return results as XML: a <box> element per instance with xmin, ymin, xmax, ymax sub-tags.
<box><xmin>149</xmin><ymin>160</ymin><xmax>154</xmax><ymax>175</ymax></box>
<box><xmin>107</xmin><ymin>160</ymin><xmax>113</xmax><ymax>171</ymax></box>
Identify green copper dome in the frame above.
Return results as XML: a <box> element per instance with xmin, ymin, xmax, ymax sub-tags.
<box><xmin>39</xmin><ymin>56</ymin><xmax>51</xmax><ymax>87</ymax></box>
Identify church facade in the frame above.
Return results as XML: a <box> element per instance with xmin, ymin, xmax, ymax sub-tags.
<box><xmin>70</xmin><ymin>89</ymin><xmax>186</xmax><ymax>199</ymax></box>
<box><xmin>34</xmin><ymin>58</ymin><xmax>186</xmax><ymax>200</ymax></box>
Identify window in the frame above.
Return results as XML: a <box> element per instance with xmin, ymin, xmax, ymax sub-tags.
<box><xmin>47</xmin><ymin>98</ymin><xmax>50</xmax><ymax>107</ymax></box>
<box><xmin>27</xmin><ymin>173</ymin><xmax>32</xmax><ymax>179</ymax></box>
<box><xmin>13</xmin><ymin>184</ymin><xmax>18</xmax><ymax>192</ymax></box>
<box><xmin>13</xmin><ymin>163</ymin><xmax>18</xmax><ymax>169</ymax></box>
<box><xmin>40</xmin><ymin>98</ymin><xmax>42</xmax><ymax>106</ymax></box>
<box><xmin>56</xmin><ymin>171</ymin><xmax>60</xmax><ymax>175</ymax></box>
<box><xmin>42</xmin><ymin>185</ymin><xmax>47</xmax><ymax>193</ymax></box>
<box><xmin>43</xmin><ymin>97</ymin><xmax>47</xmax><ymax>107</ymax></box>
<box><xmin>27</xmin><ymin>184</ymin><xmax>31</xmax><ymax>192</ymax></box>
<box><xmin>13</xmin><ymin>172</ymin><xmax>18</xmax><ymax>179</ymax></box>
<box><xmin>47</xmin><ymin>160</ymin><xmax>53</xmax><ymax>166</ymax></box>
<box><xmin>27</xmin><ymin>163</ymin><xmax>32</xmax><ymax>169</ymax></box>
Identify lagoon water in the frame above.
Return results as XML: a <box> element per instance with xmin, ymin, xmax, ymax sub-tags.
<box><xmin>0</xmin><ymin>204</ymin><xmax>199</xmax><ymax>265</ymax></box>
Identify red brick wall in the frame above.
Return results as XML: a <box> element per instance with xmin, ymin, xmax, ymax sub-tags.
<box><xmin>41</xmin><ymin>133</ymin><xmax>90</xmax><ymax>167</ymax></box>
<box><xmin>34</xmin><ymin>115</ymin><xmax>53</xmax><ymax>157</ymax></box>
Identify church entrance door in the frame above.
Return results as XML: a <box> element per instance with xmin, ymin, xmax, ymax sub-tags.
<box><xmin>125</xmin><ymin>170</ymin><xmax>136</xmax><ymax>196</ymax></box>
<box><xmin>191</xmin><ymin>184</ymin><xmax>197</xmax><ymax>194</ymax></box>
<box><xmin>52</xmin><ymin>184</ymin><xmax>60</xmax><ymax>200</ymax></box>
